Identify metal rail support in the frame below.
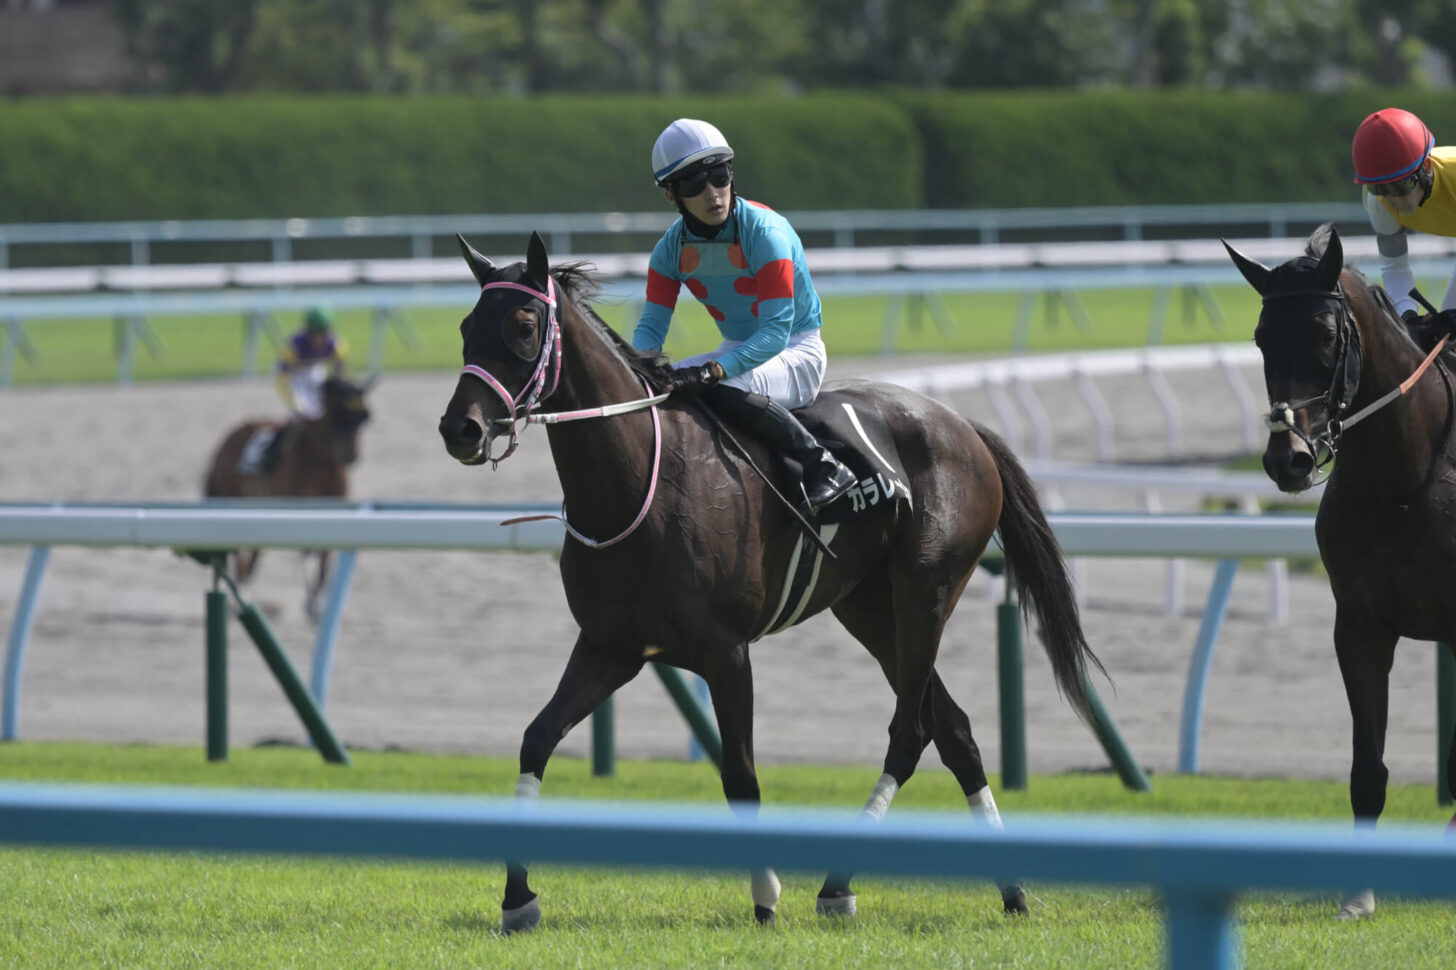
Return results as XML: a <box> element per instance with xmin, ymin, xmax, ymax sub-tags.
<box><xmin>591</xmin><ymin>696</ymin><xmax>615</xmax><ymax>777</ymax></box>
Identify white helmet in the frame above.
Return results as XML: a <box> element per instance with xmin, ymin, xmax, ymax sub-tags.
<box><xmin>651</xmin><ymin>118</ymin><xmax>735</xmax><ymax>186</ymax></box>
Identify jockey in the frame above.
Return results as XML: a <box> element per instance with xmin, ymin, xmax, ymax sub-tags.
<box><xmin>632</xmin><ymin>117</ymin><xmax>857</xmax><ymax>515</ymax></box>
<box><xmin>1353</xmin><ymin>107</ymin><xmax>1456</xmax><ymax>332</ymax></box>
<box><xmin>276</xmin><ymin>305</ymin><xmax>348</xmax><ymax>420</ymax></box>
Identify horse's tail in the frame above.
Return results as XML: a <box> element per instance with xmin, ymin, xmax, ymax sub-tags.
<box><xmin>977</xmin><ymin>423</ymin><xmax>1107</xmax><ymax>726</ymax></box>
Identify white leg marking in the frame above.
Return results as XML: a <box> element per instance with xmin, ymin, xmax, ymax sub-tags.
<box><xmin>515</xmin><ymin>772</ymin><xmax>541</xmax><ymax>800</ymax></box>
<box><xmin>862</xmin><ymin>773</ymin><xmax>899</xmax><ymax>823</ymax></box>
<box><xmin>967</xmin><ymin>785</ymin><xmax>1004</xmax><ymax>829</ymax></box>
<box><xmin>752</xmin><ymin>868</ymin><xmax>782</xmax><ymax>911</ymax></box>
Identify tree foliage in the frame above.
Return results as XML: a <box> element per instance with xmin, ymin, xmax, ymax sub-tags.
<box><xmin>110</xmin><ymin>0</ymin><xmax>1456</xmax><ymax>95</ymax></box>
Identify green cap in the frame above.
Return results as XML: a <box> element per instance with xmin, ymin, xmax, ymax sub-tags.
<box><xmin>303</xmin><ymin>305</ymin><xmax>333</xmax><ymax>333</ymax></box>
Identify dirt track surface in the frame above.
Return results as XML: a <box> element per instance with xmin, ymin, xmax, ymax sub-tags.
<box><xmin>0</xmin><ymin>356</ymin><xmax>1443</xmax><ymax>787</ymax></box>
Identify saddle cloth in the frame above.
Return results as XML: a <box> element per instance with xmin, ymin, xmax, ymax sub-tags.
<box><xmin>793</xmin><ymin>388</ymin><xmax>913</xmax><ymax>524</ymax></box>
<box><xmin>237</xmin><ymin>426</ymin><xmax>280</xmax><ymax>477</ymax></box>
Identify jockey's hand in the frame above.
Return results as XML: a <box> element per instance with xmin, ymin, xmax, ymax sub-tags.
<box><xmin>1436</xmin><ymin>309</ymin><xmax>1456</xmax><ymax>338</ymax></box>
<box><xmin>667</xmin><ymin>361</ymin><xmax>725</xmax><ymax>394</ymax></box>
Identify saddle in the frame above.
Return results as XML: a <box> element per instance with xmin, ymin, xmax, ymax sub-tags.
<box><xmin>236</xmin><ymin>422</ymin><xmax>295</xmax><ymax>478</ymax></box>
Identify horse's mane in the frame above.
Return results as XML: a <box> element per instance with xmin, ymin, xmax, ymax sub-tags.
<box><xmin>552</xmin><ymin>261</ymin><xmax>676</xmax><ymax>389</ymax></box>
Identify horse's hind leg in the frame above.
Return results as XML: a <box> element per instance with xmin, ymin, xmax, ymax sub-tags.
<box><xmin>501</xmin><ymin>633</ymin><xmax>645</xmax><ymax>934</ymax></box>
<box><xmin>924</xmin><ymin>670</ymin><xmax>1027</xmax><ymax>914</ymax></box>
<box><xmin>233</xmin><ymin>549</ymin><xmax>260</xmax><ymax>584</ymax></box>
<box><xmin>303</xmin><ymin>549</ymin><xmax>331</xmax><ymax>624</ymax></box>
<box><xmin>815</xmin><ymin>563</ymin><xmax>967</xmax><ymax>916</ymax></box>
<box><xmin>700</xmin><ymin>642</ymin><xmax>780</xmax><ymax>926</ymax></box>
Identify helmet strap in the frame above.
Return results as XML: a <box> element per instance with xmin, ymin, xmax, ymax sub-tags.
<box><xmin>1418</xmin><ymin>165</ymin><xmax>1436</xmax><ymax>208</ymax></box>
<box><xmin>675</xmin><ymin>190</ymin><xmax>737</xmax><ymax>240</ymax></box>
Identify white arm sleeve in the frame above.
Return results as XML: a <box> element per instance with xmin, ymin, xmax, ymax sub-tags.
<box><xmin>1365</xmin><ymin>189</ymin><xmax>1419</xmax><ymax>317</ymax></box>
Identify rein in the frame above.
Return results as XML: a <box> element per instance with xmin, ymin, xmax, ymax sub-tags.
<box><xmin>459</xmin><ymin>276</ymin><xmax>668</xmax><ymax>549</ymax></box>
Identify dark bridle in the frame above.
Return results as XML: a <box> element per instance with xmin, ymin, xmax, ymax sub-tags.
<box><xmin>1259</xmin><ymin>283</ymin><xmax>1363</xmax><ymax>474</ymax></box>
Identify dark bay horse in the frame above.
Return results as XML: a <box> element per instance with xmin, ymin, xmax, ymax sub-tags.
<box><xmin>437</xmin><ymin>232</ymin><xmax>1104</xmax><ymax>933</ymax></box>
<box><xmin>203</xmin><ymin>375</ymin><xmax>373</xmax><ymax>621</ymax></box>
<box><xmin>1225</xmin><ymin>224</ymin><xmax>1456</xmax><ymax>920</ymax></box>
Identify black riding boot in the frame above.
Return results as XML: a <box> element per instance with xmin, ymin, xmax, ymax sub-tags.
<box><xmin>703</xmin><ymin>385</ymin><xmax>858</xmax><ymax>514</ymax></box>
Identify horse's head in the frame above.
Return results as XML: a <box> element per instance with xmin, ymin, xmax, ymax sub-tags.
<box><xmin>1224</xmin><ymin>223</ymin><xmax>1361</xmax><ymax>493</ymax></box>
<box><xmin>438</xmin><ymin>231</ymin><xmax>559</xmax><ymax>466</ymax></box>
<box><xmin>321</xmin><ymin>374</ymin><xmax>373</xmax><ymax>465</ymax></box>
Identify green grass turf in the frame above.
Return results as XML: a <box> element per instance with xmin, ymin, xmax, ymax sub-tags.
<box><xmin>0</xmin><ymin>742</ymin><xmax>1450</xmax><ymax>969</ymax></box>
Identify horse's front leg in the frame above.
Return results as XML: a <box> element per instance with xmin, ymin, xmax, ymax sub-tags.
<box><xmin>1332</xmin><ymin>607</ymin><xmax>1397</xmax><ymax>920</ymax></box>
<box><xmin>702</xmin><ymin>643</ymin><xmax>778</xmax><ymax>926</ymax></box>
<box><xmin>502</xmin><ymin>633</ymin><xmax>644</xmax><ymax>935</ymax></box>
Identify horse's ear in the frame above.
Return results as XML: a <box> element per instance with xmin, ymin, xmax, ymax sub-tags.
<box><xmin>1313</xmin><ymin>223</ymin><xmax>1344</xmax><ymax>291</ymax></box>
<box><xmin>457</xmin><ymin>233</ymin><xmax>495</xmax><ymax>286</ymax></box>
<box><xmin>526</xmin><ymin>231</ymin><xmax>550</xmax><ymax>291</ymax></box>
<box><xmin>1222</xmin><ymin>238</ymin><xmax>1273</xmax><ymax>295</ymax></box>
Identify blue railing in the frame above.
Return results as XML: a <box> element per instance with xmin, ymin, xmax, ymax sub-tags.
<box><xmin>0</xmin><ymin>781</ymin><xmax>1451</xmax><ymax>970</ymax></box>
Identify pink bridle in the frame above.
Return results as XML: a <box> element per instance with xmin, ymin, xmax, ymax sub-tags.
<box><xmin>459</xmin><ymin>275</ymin><xmax>669</xmax><ymax>549</ymax></box>
<box><xmin>461</xmin><ymin>277</ymin><xmax>563</xmax><ymax>465</ymax></box>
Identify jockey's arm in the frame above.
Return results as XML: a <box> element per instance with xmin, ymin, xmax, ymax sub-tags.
<box><xmin>1365</xmin><ymin>188</ymin><xmax>1420</xmax><ymax>318</ymax></box>
<box><xmin>275</xmin><ymin>370</ymin><xmax>298</xmax><ymax>411</ymax></box>
<box><xmin>633</xmin><ymin>247</ymin><xmax>682</xmax><ymax>354</ymax></box>
<box><xmin>330</xmin><ymin>337</ymin><xmax>350</xmax><ymax>376</ymax></box>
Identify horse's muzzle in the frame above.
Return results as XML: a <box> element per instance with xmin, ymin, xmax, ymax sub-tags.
<box><xmin>438</xmin><ymin>413</ymin><xmax>488</xmax><ymax>465</ymax></box>
<box><xmin>1262</xmin><ymin>432</ymin><xmax>1316</xmax><ymax>493</ymax></box>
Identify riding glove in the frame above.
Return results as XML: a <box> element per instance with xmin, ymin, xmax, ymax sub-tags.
<box><xmin>667</xmin><ymin>360</ymin><xmax>725</xmax><ymax>393</ymax></box>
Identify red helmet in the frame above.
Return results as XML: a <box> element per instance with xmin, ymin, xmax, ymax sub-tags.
<box><xmin>1352</xmin><ymin>108</ymin><xmax>1434</xmax><ymax>184</ymax></box>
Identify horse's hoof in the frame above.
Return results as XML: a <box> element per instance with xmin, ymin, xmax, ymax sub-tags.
<box><xmin>1002</xmin><ymin>887</ymin><xmax>1029</xmax><ymax>915</ymax></box>
<box><xmin>501</xmin><ymin>897</ymin><xmax>542</xmax><ymax>935</ymax></box>
<box><xmin>1337</xmin><ymin>890</ymin><xmax>1375</xmax><ymax>921</ymax></box>
<box><xmin>754</xmin><ymin>904</ymin><xmax>776</xmax><ymax>927</ymax></box>
<box><xmin>815</xmin><ymin>892</ymin><xmax>857</xmax><ymax>917</ymax></box>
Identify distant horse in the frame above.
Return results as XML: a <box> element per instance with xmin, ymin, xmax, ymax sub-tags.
<box><xmin>1225</xmin><ymin>223</ymin><xmax>1456</xmax><ymax>920</ymax></box>
<box><xmin>203</xmin><ymin>374</ymin><xmax>373</xmax><ymax>621</ymax></box>
<box><xmin>436</xmin><ymin>232</ymin><xmax>1104</xmax><ymax>933</ymax></box>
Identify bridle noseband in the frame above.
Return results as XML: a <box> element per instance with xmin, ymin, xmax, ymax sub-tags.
<box><xmin>1260</xmin><ymin>284</ymin><xmax>1363</xmax><ymax>475</ymax></box>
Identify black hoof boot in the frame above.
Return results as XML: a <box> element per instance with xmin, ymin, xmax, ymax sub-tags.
<box><xmin>754</xmin><ymin>904</ymin><xmax>776</xmax><ymax>927</ymax></box>
<box><xmin>1002</xmin><ymin>885</ymin><xmax>1028</xmax><ymax>915</ymax></box>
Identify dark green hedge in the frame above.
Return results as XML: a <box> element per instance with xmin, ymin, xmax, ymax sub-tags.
<box><xmin>898</xmin><ymin>89</ymin><xmax>1456</xmax><ymax>209</ymax></box>
<box><xmin>6</xmin><ymin>90</ymin><xmax>1456</xmax><ymax>223</ymax></box>
<box><xmin>0</xmin><ymin>94</ymin><xmax>922</xmax><ymax>223</ymax></box>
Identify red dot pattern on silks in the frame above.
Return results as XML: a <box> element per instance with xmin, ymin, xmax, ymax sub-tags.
<box><xmin>679</xmin><ymin>247</ymin><xmax>701</xmax><ymax>273</ymax></box>
<box><xmin>707</xmin><ymin>305</ymin><xmax>725</xmax><ymax>321</ymax></box>
<box><xmin>728</xmin><ymin>243</ymin><xmax>747</xmax><ymax>269</ymax></box>
<box><xmin>685</xmin><ymin>278</ymin><xmax>708</xmax><ymax>299</ymax></box>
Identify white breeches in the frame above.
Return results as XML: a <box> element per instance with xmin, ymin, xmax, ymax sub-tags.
<box><xmin>673</xmin><ymin>329</ymin><xmax>828</xmax><ymax>409</ymax></box>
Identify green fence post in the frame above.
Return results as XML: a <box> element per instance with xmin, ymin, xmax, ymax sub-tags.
<box><xmin>1085</xmin><ymin>677</ymin><xmax>1152</xmax><ymax>792</ymax></box>
<box><xmin>652</xmin><ymin>663</ymin><xmax>723</xmax><ymax>770</ymax></box>
<box><xmin>997</xmin><ymin>575</ymin><xmax>1027</xmax><ymax>791</ymax></box>
<box><xmin>1438</xmin><ymin>644</ymin><xmax>1455</xmax><ymax>806</ymax></box>
<box><xmin>592</xmin><ymin>696</ymin><xmax>615</xmax><ymax>778</ymax></box>
<box><xmin>205</xmin><ymin>577</ymin><xmax>228</xmax><ymax>763</ymax></box>
<box><xmin>234</xmin><ymin>603</ymin><xmax>350</xmax><ymax>765</ymax></box>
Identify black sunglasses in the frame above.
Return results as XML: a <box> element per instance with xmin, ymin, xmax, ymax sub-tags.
<box><xmin>673</xmin><ymin>162</ymin><xmax>733</xmax><ymax>198</ymax></box>
<box><xmin>1368</xmin><ymin>171</ymin><xmax>1423</xmax><ymax>197</ymax></box>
